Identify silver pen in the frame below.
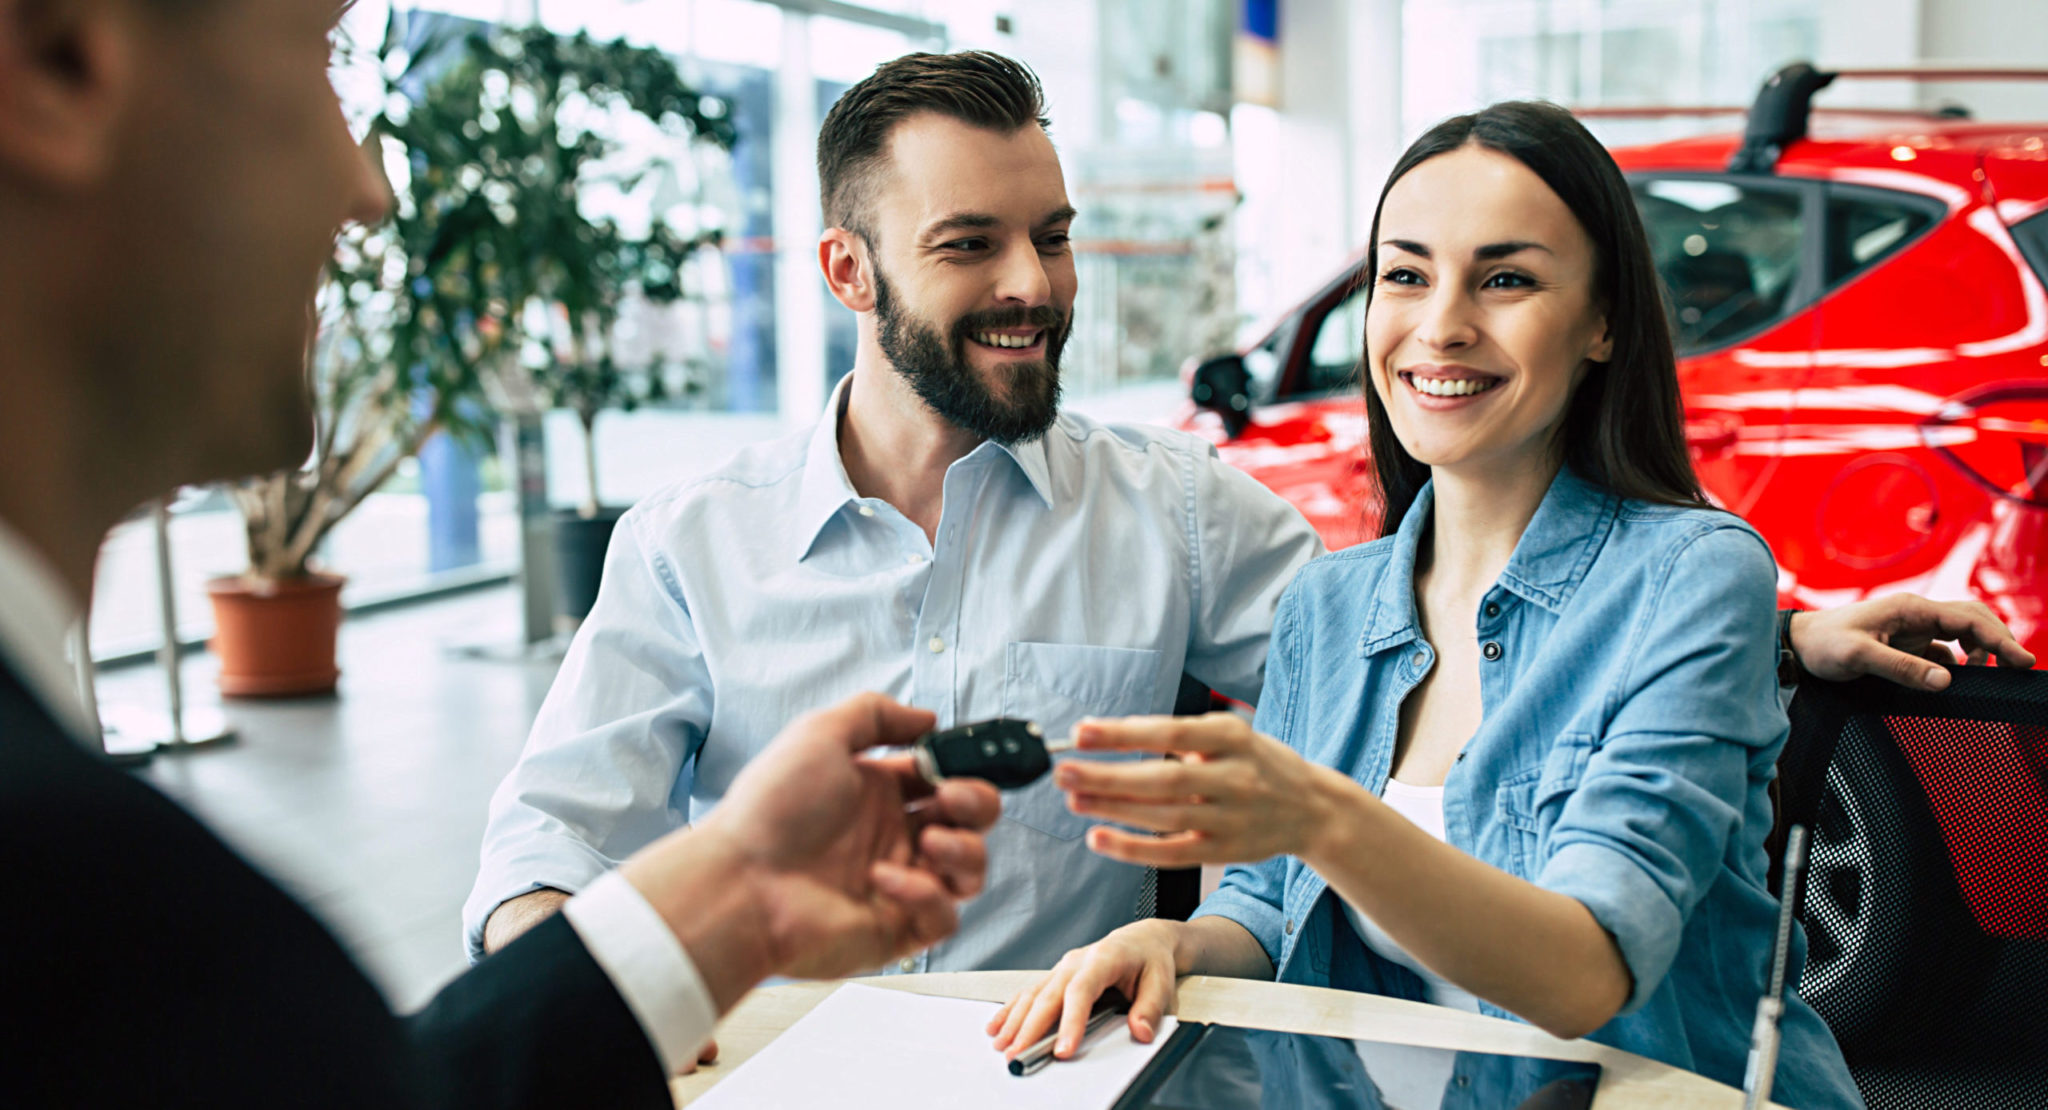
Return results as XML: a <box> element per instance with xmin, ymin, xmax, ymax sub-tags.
<box><xmin>1008</xmin><ymin>994</ymin><xmax>1130</xmax><ymax>1076</ymax></box>
<box><xmin>1744</xmin><ymin>824</ymin><xmax>1809</xmax><ymax>1110</ymax></box>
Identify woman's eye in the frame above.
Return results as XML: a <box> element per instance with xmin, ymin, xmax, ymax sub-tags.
<box><xmin>1484</xmin><ymin>271</ymin><xmax>1535</xmax><ymax>289</ymax></box>
<box><xmin>1378</xmin><ymin>267</ymin><xmax>1423</xmax><ymax>286</ymax></box>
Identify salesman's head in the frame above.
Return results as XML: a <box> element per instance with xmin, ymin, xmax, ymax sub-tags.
<box><xmin>0</xmin><ymin>0</ymin><xmax>387</xmax><ymax>524</ymax></box>
<box><xmin>816</xmin><ymin>51</ymin><xmax>1075</xmax><ymax>445</ymax></box>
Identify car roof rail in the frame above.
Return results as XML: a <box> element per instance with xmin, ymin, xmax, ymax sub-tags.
<box><xmin>1731</xmin><ymin>62</ymin><xmax>2048</xmax><ymax>173</ymax></box>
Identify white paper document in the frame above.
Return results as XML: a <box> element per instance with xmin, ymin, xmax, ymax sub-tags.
<box><xmin>692</xmin><ymin>982</ymin><xmax>1178</xmax><ymax>1109</ymax></box>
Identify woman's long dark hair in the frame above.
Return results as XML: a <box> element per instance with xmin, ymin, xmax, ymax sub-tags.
<box><xmin>1364</xmin><ymin>101</ymin><xmax>1705</xmax><ymax>537</ymax></box>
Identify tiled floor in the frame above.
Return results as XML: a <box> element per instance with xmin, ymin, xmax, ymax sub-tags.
<box><xmin>99</xmin><ymin>585</ymin><xmax>558</xmax><ymax>1011</ymax></box>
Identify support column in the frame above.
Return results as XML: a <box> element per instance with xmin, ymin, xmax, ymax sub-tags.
<box><xmin>773</xmin><ymin>11</ymin><xmax>827</xmax><ymax>425</ymax></box>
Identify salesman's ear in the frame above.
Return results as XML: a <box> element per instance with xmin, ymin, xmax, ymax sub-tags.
<box><xmin>0</xmin><ymin>0</ymin><xmax>138</xmax><ymax>189</ymax></box>
<box><xmin>819</xmin><ymin>226</ymin><xmax>877</xmax><ymax>313</ymax></box>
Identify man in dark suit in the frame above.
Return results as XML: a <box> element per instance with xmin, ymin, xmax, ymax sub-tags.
<box><xmin>0</xmin><ymin>0</ymin><xmax>999</xmax><ymax>1105</ymax></box>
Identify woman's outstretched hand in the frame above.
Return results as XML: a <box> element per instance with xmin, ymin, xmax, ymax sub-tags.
<box><xmin>987</xmin><ymin>921</ymin><xmax>1180</xmax><ymax>1062</ymax></box>
<box><xmin>1055</xmin><ymin>712</ymin><xmax>1347</xmax><ymax>868</ymax></box>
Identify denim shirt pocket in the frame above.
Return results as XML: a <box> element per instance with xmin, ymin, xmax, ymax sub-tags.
<box><xmin>1495</xmin><ymin>732</ymin><xmax>1597</xmax><ymax>877</ymax></box>
<box><xmin>1001</xmin><ymin>642</ymin><xmax>1164</xmax><ymax>839</ymax></box>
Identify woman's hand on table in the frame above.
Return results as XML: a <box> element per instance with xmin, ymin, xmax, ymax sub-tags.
<box><xmin>987</xmin><ymin>920</ymin><xmax>1180</xmax><ymax>1061</ymax></box>
<box><xmin>1055</xmin><ymin>712</ymin><xmax>1352</xmax><ymax>866</ymax></box>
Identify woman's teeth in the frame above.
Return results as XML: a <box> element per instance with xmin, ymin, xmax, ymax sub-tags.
<box><xmin>1410</xmin><ymin>376</ymin><xmax>1499</xmax><ymax>398</ymax></box>
<box><xmin>975</xmin><ymin>331</ymin><xmax>1038</xmax><ymax>349</ymax></box>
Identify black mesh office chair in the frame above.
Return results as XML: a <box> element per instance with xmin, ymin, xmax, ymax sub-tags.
<box><xmin>1775</xmin><ymin>667</ymin><xmax>2048</xmax><ymax>1109</ymax></box>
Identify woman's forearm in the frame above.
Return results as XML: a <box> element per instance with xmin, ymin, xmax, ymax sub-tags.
<box><xmin>1169</xmin><ymin>913</ymin><xmax>1275</xmax><ymax>981</ymax></box>
<box><xmin>1301</xmin><ymin>771</ymin><xmax>1632</xmax><ymax>1039</ymax></box>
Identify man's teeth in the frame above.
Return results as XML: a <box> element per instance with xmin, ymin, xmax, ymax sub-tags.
<box><xmin>975</xmin><ymin>332</ymin><xmax>1038</xmax><ymax>349</ymax></box>
<box><xmin>1410</xmin><ymin>376</ymin><xmax>1499</xmax><ymax>397</ymax></box>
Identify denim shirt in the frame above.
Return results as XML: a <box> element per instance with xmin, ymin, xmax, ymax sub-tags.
<box><xmin>1192</xmin><ymin>468</ymin><xmax>1863</xmax><ymax>1110</ymax></box>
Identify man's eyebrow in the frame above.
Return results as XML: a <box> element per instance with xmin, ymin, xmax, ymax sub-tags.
<box><xmin>1378</xmin><ymin>239</ymin><xmax>1554</xmax><ymax>261</ymax></box>
<box><xmin>919</xmin><ymin>212</ymin><xmax>1001</xmax><ymax>242</ymax></box>
<box><xmin>1038</xmin><ymin>205</ymin><xmax>1079</xmax><ymax>229</ymax></box>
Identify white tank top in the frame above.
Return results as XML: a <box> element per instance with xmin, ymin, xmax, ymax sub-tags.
<box><xmin>1337</xmin><ymin>779</ymin><xmax>1483</xmax><ymax>1106</ymax></box>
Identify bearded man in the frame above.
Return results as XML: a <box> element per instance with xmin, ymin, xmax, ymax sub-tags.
<box><xmin>464</xmin><ymin>51</ymin><xmax>1327</xmax><ymax>984</ymax></box>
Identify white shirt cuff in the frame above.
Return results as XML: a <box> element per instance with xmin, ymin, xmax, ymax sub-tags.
<box><xmin>561</xmin><ymin>869</ymin><xmax>718</xmax><ymax>1076</ymax></box>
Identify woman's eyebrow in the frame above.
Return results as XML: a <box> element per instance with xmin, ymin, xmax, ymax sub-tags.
<box><xmin>1474</xmin><ymin>240</ymin><xmax>1553</xmax><ymax>260</ymax></box>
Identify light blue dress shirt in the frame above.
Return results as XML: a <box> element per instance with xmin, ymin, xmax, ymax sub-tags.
<box><xmin>1192</xmin><ymin>468</ymin><xmax>1864</xmax><ymax>1110</ymax></box>
<box><xmin>464</xmin><ymin>382</ymin><xmax>1324</xmax><ymax>971</ymax></box>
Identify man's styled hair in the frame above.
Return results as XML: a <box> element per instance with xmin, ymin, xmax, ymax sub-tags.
<box><xmin>816</xmin><ymin>51</ymin><xmax>1050</xmax><ymax>242</ymax></box>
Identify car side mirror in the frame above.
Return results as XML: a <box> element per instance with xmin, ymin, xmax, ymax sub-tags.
<box><xmin>1191</xmin><ymin>354</ymin><xmax>1254</xmax><ymax>439</ymax></box>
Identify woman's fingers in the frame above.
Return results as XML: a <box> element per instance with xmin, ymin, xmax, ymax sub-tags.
<box><xmin>1087</xmin><ymin>826</ymin><xmax>1212</xmax><ymax>868</ymax></box>
<box><xmin>1068</xmin><ymin>793</ymin><xmax>1206</xmax><ymax>834</ymax></box>
<box><xmin>1054</xmin><ymin>754</ymin><xmax>1230</xmax><ymax>802</ymax></box>
<box><xmin>1075</xmin><ymin>713</ymin><xmax>1250</xmax><ymax>756</ymax></box>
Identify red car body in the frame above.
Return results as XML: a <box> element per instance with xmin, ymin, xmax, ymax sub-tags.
<box><xmin>1171</xmin><ymin>101</ymin><xmax>2048</xmax><ymax>955</ymax></box>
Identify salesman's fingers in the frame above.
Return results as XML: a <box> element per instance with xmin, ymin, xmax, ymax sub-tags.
<box><xmin>916</xmin><ymin>825</ymin><xmax>988</xmax><ymax>899</ymax></box>
<box><xmin>932</xmin><ymin>777</ymin><xmax>1003</xmax><ymax>831</ymax></box>
<box><xmin>699</xmin><ymin>1039</ymin><xmax>719</xmax><ymax>1064</ymax></box>
<box><xmin>870</xmin><ymin>861</ymin><xmax>958</xmax><ymax>950</ymax></box>
<box><xmin>1086</xmin><ymin>826</ymin><xmax>1213</xmax><ymax>868</ymax></box>
<box><xmin>1074</xmin><ymin>713</ymin><xmax>1250</xmax><ymax>757</ymax></box>
<box><xmin>809</xmin><ymin>692</ymin><xmax>938</xmax><ymax>755</ymax></box>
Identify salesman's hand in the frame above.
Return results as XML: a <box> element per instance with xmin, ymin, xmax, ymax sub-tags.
<box><xmin>1791</xmin><ymin>594</ymin><xmax>2034</xmax><ymax>691</ymax></box>
<box><xmin>620</xmin><ymin>693</ymin><xmax>1000</xmax><ymax>1010</ymax></box>
<box><xmin>1056</xmin><ymin>712</ymin><xmax>1346</xmax><ymax>867</ymax></box>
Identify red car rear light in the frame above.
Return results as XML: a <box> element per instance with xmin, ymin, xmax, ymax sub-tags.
<box><xmin>1922</xmin><ymin>384</ymin><xmax>2048</xmax><ymax>507</ymax></box>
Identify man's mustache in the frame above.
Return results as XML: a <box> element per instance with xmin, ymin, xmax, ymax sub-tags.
<box><xmin>952</xmin><ymin>305</ymin><xmax>1067</xmax><ymax>335</ymax></box>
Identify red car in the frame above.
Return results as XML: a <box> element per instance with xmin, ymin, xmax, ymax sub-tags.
<box><xmin>1173</xmin><ymin>64</ymin><xmax>2048</xmax><ymax>1054</ymax></box>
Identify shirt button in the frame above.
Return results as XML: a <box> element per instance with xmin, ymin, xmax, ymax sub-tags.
<box><xmin>898</xmin><ymin>957</ymin><xmax>917</xmax><ymax>973</ymax></box>
<box><xmin>1484</xmin><ymin>602</ymin><xmax>1501</xmax><ymax>618</ymax></box>
<box><xmin>1482</xmin><ymin>641</ymin><xmax>1503</xmax><ymax>661</ymax></box>
<box><xmin>1284</xmin><ymin>918</ymin><xmax>1294</xmax><ymax>934</ymax></box>
<box><xmin>929</xmin><ymin>636</ymin><xmax>946</xmax><ymax>653</ymax></box>
<box><xmin>1411</xmin><ymin>651</ymin><xmax>1427</xmax><ymax>667</ymax></box>
<box><xmin>858</xmin><ymin>505</ymin><xmax>876</xmax><ymax>517</ymax></box>
<box><xmin>1456</xmin><ymin>1074</ymin><xmax>1472</xmax><ymax>1089</ymax></box>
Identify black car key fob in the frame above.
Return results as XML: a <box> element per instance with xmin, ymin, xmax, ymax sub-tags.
<box><xmin>912</xmin><ymin>718</ymin><xmax>1065</xmax><ymax>790</ymax></box>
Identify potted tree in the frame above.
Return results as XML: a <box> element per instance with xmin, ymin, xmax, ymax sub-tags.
<box><xmin>209</xmin><ymin>13</ymin><xmax>732</xmax><ymax>695</ymax></box>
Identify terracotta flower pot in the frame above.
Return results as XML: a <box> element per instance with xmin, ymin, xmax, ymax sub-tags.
<box><xmin>205</xmin><ymin>573</ymin><xmax>345</xmax><ymax>698</ymax></box>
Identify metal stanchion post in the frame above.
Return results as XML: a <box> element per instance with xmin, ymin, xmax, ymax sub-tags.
<box><xmin>94</xmin><ymin>498</ymin><xmax>232</xmax><ymax>754</ymax></box>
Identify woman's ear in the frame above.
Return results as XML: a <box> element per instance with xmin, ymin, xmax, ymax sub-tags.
<box><xmin>1587</xmin><ymin>313</ymin><xmax>1614</xmax><ymax>364</ymax></box>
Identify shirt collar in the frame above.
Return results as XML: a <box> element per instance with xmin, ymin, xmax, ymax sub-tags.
<box><xmin>0</xmin><ymin>515</ymin><xmax>96</xmax><ymax>737</ymax></box>
<box><xmin>1360</xmin><ymin>466</ymin><xmax>1619</xmax><ymax>656</ymax></box>
<box><xmin>789</xmin><ymin>375</ymin><xmax>1058</xmax><ymax>562</ymax></box>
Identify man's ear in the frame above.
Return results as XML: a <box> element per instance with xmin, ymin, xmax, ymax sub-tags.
<box><xmin>819</xmin><ymin>227</ymin><xmax>876</xmax><ymax>313</ymax></box>
<box><xmin>0</xmin><ymin>0</ymin><xmax>136</xmax><ymax>189</ymax></box>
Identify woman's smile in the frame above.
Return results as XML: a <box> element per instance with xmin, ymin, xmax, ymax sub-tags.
<box><xmin>1399</xmin><ymin>365</ymin><xmax>1507</xmax><ymax>409</ymax></box>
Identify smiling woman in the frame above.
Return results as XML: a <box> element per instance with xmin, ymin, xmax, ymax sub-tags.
<box><xmin>990</xmin><ymin>102</ymin><xmax>1868</xmax><ymax>1110</ymax></box>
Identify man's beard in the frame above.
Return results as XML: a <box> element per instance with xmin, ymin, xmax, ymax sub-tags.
<box><xmin>873</xmin><ymin>269</ymin><xmax>1069</xmax><ymax>446</ymax></box>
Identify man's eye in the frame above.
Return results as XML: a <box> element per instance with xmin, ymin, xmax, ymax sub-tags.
<box><xmin>944</xmin><ymin>238</ymin><xmax>990</xmax><ymax>252</ymax></box>
<box><xmin>1038</xmin><ymin>234</ymin><xmax>1071</xmax><ymax>251</ymax></box>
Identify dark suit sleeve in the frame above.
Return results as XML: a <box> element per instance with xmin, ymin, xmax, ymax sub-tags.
<box><xmin>0</xmin><ymin>670</ymin><xmax>669</xmax><ymax>1110</ymax></box>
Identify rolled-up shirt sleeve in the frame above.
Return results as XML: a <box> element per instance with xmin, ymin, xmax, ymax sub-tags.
<box><xmin>463</xmin><ymin>509</ymin><xmax>715</xmax><ymax>961</ymax></box>
<box><xmin>1183</xmin><ymin>445</ymin><xmax>1325</xmax><ymax>706</ymax></box>
<box><xmin>1537</xmin><ymin>525</ymin><xmax>1786</xmax><ymax>1014</ymax></box>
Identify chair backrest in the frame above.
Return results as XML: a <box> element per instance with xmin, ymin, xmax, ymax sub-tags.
<box><xmin>1776</xmin><ymin>667</ymin><xmax>2048</xmax><ymax>1107</ymax></box>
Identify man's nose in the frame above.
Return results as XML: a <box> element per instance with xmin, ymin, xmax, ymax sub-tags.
<box><xmin>993</xmin><ymin>239</ymin><xmax>1052</xmax><ymax>307</ymax></box>
<box><xmin>345</xmin><ymin>128</ymin><xmax>393</xmax><ymax>229</ymax></box>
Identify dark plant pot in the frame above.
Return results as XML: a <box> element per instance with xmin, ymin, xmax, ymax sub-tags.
<box><xmin>205</xmin><ymin>573</ymin><xmax>345</xmax><ymax>698</ymax></box>
<box><xmin>553</xmin><ymin>508</ymin><xmax>626</xmax><ymax>626</ymax></box>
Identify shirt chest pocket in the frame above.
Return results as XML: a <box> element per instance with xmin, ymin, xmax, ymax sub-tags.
<box><xmin>1495</xmin><ymin>732</ymin><xmax>1596</xmax><ymax>877</ymax></box>
<box><xmin>1001</xmin><ymin>642</ymin><xmax>1163</xmax><ymax>840</ymax></box>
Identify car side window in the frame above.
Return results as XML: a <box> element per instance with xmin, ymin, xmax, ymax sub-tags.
<box><xmin>2009</xmin><ymin>208</ymin><xmax>2048</xmax><ymax>287</ymax></box>
<box><xmin>1288</xmin><ymin>282</ymin><xmax>1367</xmax><ymax>400</ymax></box>
<box><xmin>1825</xmin><ymin>190</ymin><xmax>1939</xmax><ymax>287</ymax></box>
<box><xmin>1633</xmin><ymin>177</ymin><xmax>1806</xmax><ymax>354</ymax></box>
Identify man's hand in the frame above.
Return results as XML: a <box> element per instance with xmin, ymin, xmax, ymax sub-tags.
<box><xmin>619</xmin><ymin>693</ymin><xmax>1000</xmax><ymax>1010</ymax></box>
<box><xmin>1790</xmin><ymin>594</ymin><xmax>2036</xmax><ymax>692</ymax></box>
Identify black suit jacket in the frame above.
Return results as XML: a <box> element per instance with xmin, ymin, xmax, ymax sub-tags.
<box><xmin>0</xmin><ymin>662</ymin><xmax>671</xmax><ymax>1109</ymax></box>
